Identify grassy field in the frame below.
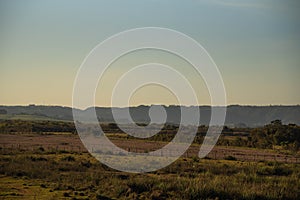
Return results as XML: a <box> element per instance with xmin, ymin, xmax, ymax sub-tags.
<box><xmin>0</xmin><ymin>133</ymin><xmax>298</xmax><ymax>163</ymax></box>
<box><xmin>0</xmin><ymin>133</ymin><xmax>299</xmax><ymax>199</ymax></box>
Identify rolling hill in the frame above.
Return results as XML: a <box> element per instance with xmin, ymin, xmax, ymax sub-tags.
<box><xmin>0</xmin><ymin>105</ymin><xmax>299</xmax><ymax>127</ymax></box>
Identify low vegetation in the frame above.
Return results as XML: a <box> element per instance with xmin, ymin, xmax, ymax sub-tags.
<box><xmin>1</xmin><ymin>119</ymin><xmax>299</xmax><ymax>152</ymax></box>
<box><xmin>0</xmin><ymin>148</ymin><xmax>299</xmax><ymax>199</ymax></box>
<box><xmin>0</xmin><ymin>119</ymin><xmax>299</xmax><ymax>199</ymax></box>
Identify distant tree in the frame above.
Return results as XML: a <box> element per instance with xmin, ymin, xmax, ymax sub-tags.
<box><xmin>250</xmin><ymin>120</ymin><xmax>300</xmax><ymax>149</ymax></box>
<box><xmin>270</xmin><ymin>119</ymin><xmax>282</xmax><ymax>126</ymax></box>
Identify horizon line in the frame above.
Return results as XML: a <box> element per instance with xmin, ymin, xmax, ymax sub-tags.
<box><xmin>0</xmin><ymin>103</ymin><xmax>300</xmax><ymax>110</ymax></box>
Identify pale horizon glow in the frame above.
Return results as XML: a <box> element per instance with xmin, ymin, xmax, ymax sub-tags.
<box><xmin>0</xmin><ymin>0</ymin><xmax>299</xmax><ymax>107</ymax></box>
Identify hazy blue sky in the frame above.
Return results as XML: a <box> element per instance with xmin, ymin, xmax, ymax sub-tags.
<box><xmin>0</xmin><ymin>0</ymin><xmax>299</xmax><ymax>107</ymax></box>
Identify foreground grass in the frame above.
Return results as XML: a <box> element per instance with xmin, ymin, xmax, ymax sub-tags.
<box><xmin>0</xmin><ymin>149</ymin><xmax>299</xmax><ymax>200</ymax></box>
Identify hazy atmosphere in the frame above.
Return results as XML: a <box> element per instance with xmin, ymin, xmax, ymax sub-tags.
<box><xmin>1</xmin><ymin>0</ymin><xmax>299</xmax><ymax>107</ymax></box>
<box><xmin>1</xmin><ymin>1</ymin><xmax>300</xmax><ymax>199</ymax></box>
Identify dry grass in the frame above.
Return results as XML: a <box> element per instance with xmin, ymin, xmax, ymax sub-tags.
<box><xmin>0</xmin><ymin>148</ymin><xmax>299</xmax><ymax>200</ymax></box>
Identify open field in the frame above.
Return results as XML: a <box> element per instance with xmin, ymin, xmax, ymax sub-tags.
<box><xmin>0</xmin><ymin>146</ymin><xmax>299</xmax><ymax>199</ymax></box>
<box><xmin>0</xmin><ymin>134</ymin><xmax>299</xmax><ymax>163</ymax></box>
<box><xmin>0</xmin><ymin>119</ymin><xmax>299</xmax><ymax>199</ymax></box>
<box><xmin>0</xmin><ymin>132</ymin><xmax>300</xmax><ymax>199</ymax></box>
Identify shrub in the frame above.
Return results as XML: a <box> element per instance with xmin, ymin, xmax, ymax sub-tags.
<box><xmin>61</xmin><ymin>156</ymin><xmax>75</xmax><ymax>162</ymax></box>
<box><xmin>96</xmin><ymin>194</ymin><xmax>112</xmax><ymax>200</ymax></box>
<box><xmin>63</xmin><ymin>192</ymin><xmax>70</xmax><ymax>197</ymax></box>
<box><xmin>257</xmin><ymin>165</ymin><xmax>292</xmax><ymax>176</ymax></box>
<box><xmin>224</xmin><ymin>155</ymin><xmax>237</xmax><ymax>161</ymax></box>
<box><xmin>30</xmin><ymin>156</ymin><xmax>48</xmax><ymax>161</ymax></box>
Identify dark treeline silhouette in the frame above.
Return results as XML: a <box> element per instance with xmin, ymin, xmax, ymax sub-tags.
<box><xmin>0</xmin><ymin>120</ymin><xmax>76</xmax><ymax>133</ymax></box>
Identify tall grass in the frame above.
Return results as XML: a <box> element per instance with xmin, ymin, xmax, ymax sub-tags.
<box><xmin>0</xmin><ymin>149</ymin><xmax>299</xmax><ymax>199</ymax></box>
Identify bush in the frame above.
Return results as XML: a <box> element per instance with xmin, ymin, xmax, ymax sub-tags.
<box><xmin>30</xmin><ymin>156</ymin><xmax>48</xmax><ymax>161</ymax></box>
<box><xmin>127</xmin><ymin>178</ymin><xmax>155</xmax><ymax>194</ymax></box>
<box><xmin>224</xmin><ymin>155</ymin><xmax>237</xmax><ymax>161</ymax></box>
<box><xmin>38</xmin><ymin>147</ymin><xmax>45</xmax><ymax>152</ymax></box>
<box><xmin>257</xmin><ymin>165</ymin><xmax>292</xmax><ymax>176</ymax></box>
<box><xmin>96</xmin><ymin>194</ymin><xmax>112</xmax><ymax>200</ymax></box>
<box><xmin>61</xmin><ymin>156</ymin><xmax>75</xmax><ymax>162</ymax></box>
<box><xmin>63</xmin><ymin>192</ymin><xmax>70</xmax><ymax>197</ymax></box>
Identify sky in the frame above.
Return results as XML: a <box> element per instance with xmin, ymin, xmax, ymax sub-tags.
<box><xmin>0</xmin><ymin>0</ymin><xmax>299</xmax><ymax>108</ymax></box>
